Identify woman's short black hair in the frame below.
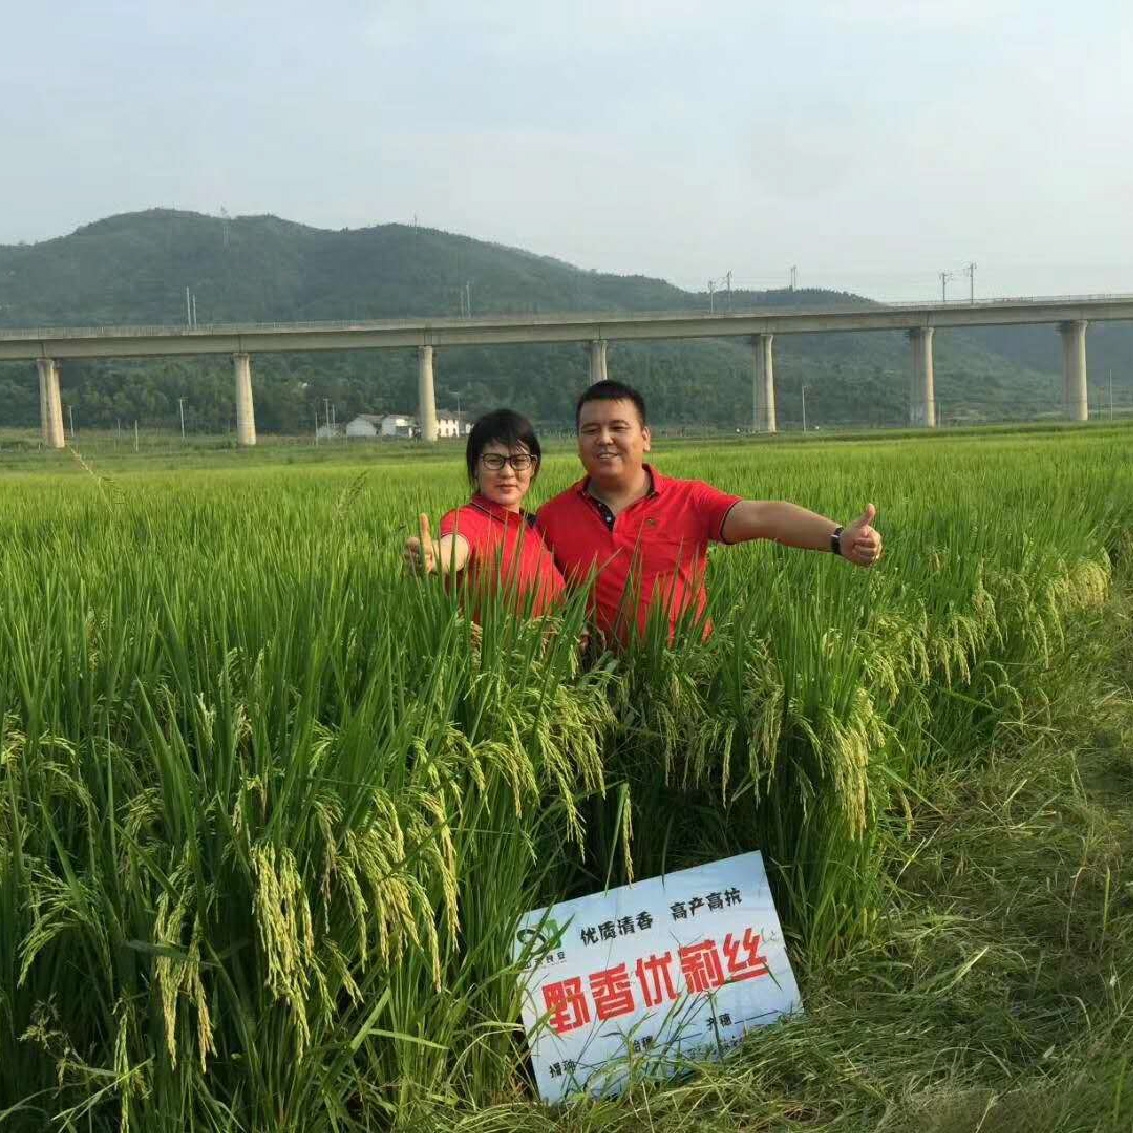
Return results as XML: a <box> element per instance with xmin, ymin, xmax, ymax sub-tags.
<box><xmin>465</xmin><ymin>408</ymin><xmax>541</xmax><ymax>482</ymax></box>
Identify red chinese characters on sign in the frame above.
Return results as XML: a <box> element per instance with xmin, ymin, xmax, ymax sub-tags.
<box><xmin>679</xmin><ymin>931</ymin><xmax>772</xmax><ymax>993</ymax></box>
<box><xmin>589</xmin><ymin>963</ymin><xmax>636</xmax><ymax>1020</ymax></box>
<box><xmin>543</xmin><ymin>977</ymin><xmax>591</xmax><ymax>1035</ymax></box>
<box><xmin>678</xmin><ymin>939</ymin><xmax>726</xmax><ymax>993</ymax></box>
<box><xmin>543</xmin><ymin>928</ymin><xmax>772</xmax><ymax>1037</ymax></box>
<box><xmin>723</xmin><ymin>928</ymin><xmax>771</xmax><ymax>982</ymax></box>
<box><xmin>635</xmin><ymin>951</ymin><xmax>679</xmax><ymax>1007</ymax></box>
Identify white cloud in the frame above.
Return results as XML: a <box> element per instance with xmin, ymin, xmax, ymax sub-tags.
<box><xmin>814</xmin><ymin>0</ymin><xmax>1027</xmax><ymax>29</ymax></box>
<box><xmin>366</xmin><ymin>0</ymin><xmax>714</xmax><ymax>53</ymax></box>
<box><xmin>3</xmin><ymin>0</ymin><xmax>1132</xmax><ymax>300</ymax></box>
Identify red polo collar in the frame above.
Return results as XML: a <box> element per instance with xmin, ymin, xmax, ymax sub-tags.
<box><xmin>468</xmin><ymin>493</ymin><xmax>536</xmax><ymax>526</ymax></box>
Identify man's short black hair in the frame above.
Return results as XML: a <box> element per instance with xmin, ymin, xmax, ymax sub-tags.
<box><xmin>575</xmin><ymin>380</ymin><xmax>648</xmax><ymax>429</ymax></box>
<box><xmin>465</xmin><ymin>408</ymin><xmax>541</xmax><ymax>482</ymax></box>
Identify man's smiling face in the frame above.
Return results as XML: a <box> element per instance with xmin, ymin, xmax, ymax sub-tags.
<box><xmin>577</xmin><ymin>398</ymin><xmax>651</xmax><ymax>486</ymax></box>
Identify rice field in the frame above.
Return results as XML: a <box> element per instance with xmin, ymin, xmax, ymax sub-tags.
<box><xmin>1</xmin><ymin>426</ymin><xmax>1131</xmax><ymax>1131</ymax></box>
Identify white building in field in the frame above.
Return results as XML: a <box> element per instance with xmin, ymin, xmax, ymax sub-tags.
<box><xmin>343</xmin><ymin>411</ymin><xmax>470</xmax><ymax>440</ymax></box>
<box><xmin>379</xmin><ymin>414</ymin><xmax>417</xmax><ymax>438</ymax></box>
<box><xmin>436</xmin><ymin>409</ymin><xmax>472</xmax><ymax>439</ymax></box>
<box><xmin>344</xmin><ymin>413</ymin><xmax>416</xmax><ymax>438</ymax></box>
<box><xmin>345</xmin><ymin>414</ymin><xmax>385</xmax><ymax>438</ymax></box>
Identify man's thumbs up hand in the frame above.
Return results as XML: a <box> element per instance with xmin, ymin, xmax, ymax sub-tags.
<box><xmin>839</xmin><ymin>503</ymin><xmax>882</xmax><ymax>568</ymax></box>
<box><xmin>404</xmin><ymin>513</ymin><xmax>439</xmax><ymax>575</ymax></box>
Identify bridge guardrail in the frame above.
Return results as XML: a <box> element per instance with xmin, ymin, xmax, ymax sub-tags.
<box><xmin>3</xmin><ymin>292</ymin><xmax>1133</xmax><ymax>340</ymax></box>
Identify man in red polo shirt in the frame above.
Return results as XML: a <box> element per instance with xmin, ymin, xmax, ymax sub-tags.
<box><xmin>536</xmin><ymin>380</ymin><xmax>883</xmax><ymax>646</ymax></box>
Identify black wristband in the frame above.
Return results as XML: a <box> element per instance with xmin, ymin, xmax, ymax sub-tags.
<box><xmin>830</xmin><ymin>526</ymin><xmax>845</xmax><ymax>556</ymax></box>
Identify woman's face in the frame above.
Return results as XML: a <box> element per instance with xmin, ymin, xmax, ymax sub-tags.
<box><xmin>475</xmin><ymin>441</ymin><xmax>537</xmax><ymax>511</ymax></box>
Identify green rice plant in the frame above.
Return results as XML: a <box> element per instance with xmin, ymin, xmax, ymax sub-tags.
<box><xmin>0</xmin><ymin>425</ymin><xmax>1131</xmax><ymax>1129</ymax></box>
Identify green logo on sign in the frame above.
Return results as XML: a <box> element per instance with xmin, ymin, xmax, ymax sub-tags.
<box><xmin>517</xmin><ymin>918</ymin><xmax>563</xmax><ymax>952</ymax></box>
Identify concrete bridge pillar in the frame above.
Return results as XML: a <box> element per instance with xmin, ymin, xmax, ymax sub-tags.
<box><xmin>418</xmin><ymin>345</ymin><xmax>438</xmax><ymax>442</ymax></box>
<box><xmin>752</xmin><ymin>334</ymin><xmax>776</xmax><ymax>433</ymax></box>
<box><xmin>908</xmin><ymin>327</ymin><xmax>936</xmax><ymax>427</ymax></box>
<box><xmin>36</xmin><ymin>358</ymin><xmax>65</xmax><ymax>449</ymax></box>
<box><xmin>234</xmin><ymin>353</ymin><xmax>257</xmax><ymax>446</ymax></box>
<box><xmin>588</xmin><ymin>339</ymin><xmax>608</xmax><ymax>384</ymax></box>
<box><xmin>37</xmin><ymin>359</ymin><xmax>49</xmax><ymax>444</ymax></box>
<box><xmin>1059</xmin><ymin>320</ymin><xmax>1088</xmax><ymax>422</ymax></box>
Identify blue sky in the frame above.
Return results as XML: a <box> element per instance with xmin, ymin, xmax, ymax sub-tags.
<box><xmin>3</xmin><ymin>0</ymin><xmax>1131</xmax><ymax>300</ymax></box>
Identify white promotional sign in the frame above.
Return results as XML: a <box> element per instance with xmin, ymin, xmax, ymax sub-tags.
<box><xmin>513</xmin><ymin>851</ymin><xmax>802</xmax><ymax>1104</ymax></box>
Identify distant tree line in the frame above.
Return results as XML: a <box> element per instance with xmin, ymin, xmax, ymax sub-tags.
<box><xmin>2</xmin><ymin>207</ymin><xmax>1116</xmax><ymax>432</ymax></box>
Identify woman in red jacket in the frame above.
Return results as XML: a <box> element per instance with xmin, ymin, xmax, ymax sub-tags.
<box><xmin>405</xmin><ymin>409</ymin><xmax>566</xmax><ymax>617</ymax></box>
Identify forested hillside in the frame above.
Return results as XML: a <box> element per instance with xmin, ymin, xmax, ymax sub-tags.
<box><xmin>2</xmin><ymin>209</ymin><xmax>1126</xmax><ymax>432</ymax></box>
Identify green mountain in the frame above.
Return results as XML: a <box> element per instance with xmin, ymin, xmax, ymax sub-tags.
<box><xmin>1</xmin><ymin>209</ymin><xmax>1125</xmax><ymax>433</ymax></box>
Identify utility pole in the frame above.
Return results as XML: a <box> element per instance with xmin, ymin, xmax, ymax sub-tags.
<box><xmin>725</xmin><ymin>270</ymin><xmax>732</xmax><ymax>311</ymax></box>
<box><xmin>331</xmin><ymin>403</ymin><xmax>336</xmax><ymax>431</ymax></box>
<box><xmin>315</xmin><ymin>410</ymin><xmax>319</xmax><ymax>446</ymax></box>
<box><xmin>789</xmin><ymin>265</ymin><xmax>798</xmax><ymax>291</ymax></box>
<box><xmin>67</xmin><ymin>405</ymin><xmax>74</xmax><ymax>440</ymax></box>
<box><xmin>708</xmin><ymin>279</ymin><xmax>715</xmax><ymax>315</ymax></box>
<box><xmin>323</xmin><ymin>398</ymin><xmax>331</xmax><ymax>433</ymax></box>
<box><xmin>965</xmin><ymin>262</ymin><xmax>976</xmax><ymax>303</ymax></box>
<box><xmin>178</xmin><ymin>397</ymin><xmax>186</xmax><ymax>440</ymax></box>
<box><xmin>134</xmin><ymin>421</ymin><xmax>139</xmax><ymax>453</ymax></box>
<box><xmin>186</xmin><ymin>286</ymin><xmax>192</xmax><ymax>326</ymax></box>
<box><xmin>1109</xmin><ymin>369</ymin><xmax>1114</xmax><ymax>420</ymax></box>
<box><xmin>801</xmin><ymin>384</ymin><xmax>809</xmax><ymax>433</ymax></box>
<box><xmin>191</xmin><ymin>293</ymin><xmax>197</xmax><ymax>328</ymax></box>
<box><xmin>465</xmin><ymin>281</ymin><xmax>472</xmax><ymax>318</ymax></box>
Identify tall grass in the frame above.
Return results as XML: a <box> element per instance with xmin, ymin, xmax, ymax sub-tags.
<box><xmin>0</xmin><ymin>427</ymin><xmax>1130</xmax><ymax>1129</ymax></box>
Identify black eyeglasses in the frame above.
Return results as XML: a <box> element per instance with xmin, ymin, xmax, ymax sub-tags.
<box><xmin>480</xmin><ymin>452</ymin><xmax>536</xmax><ymax>471</ymax></box>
